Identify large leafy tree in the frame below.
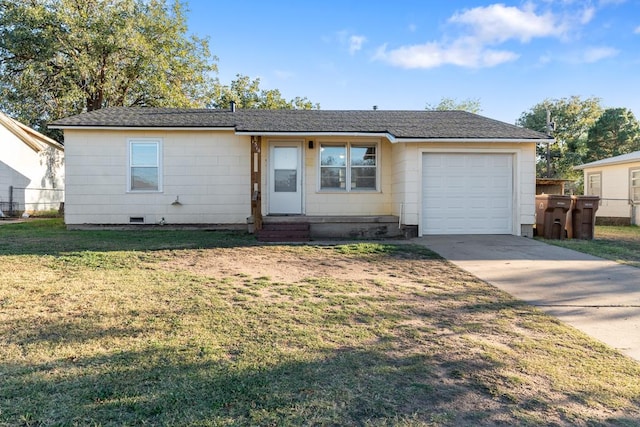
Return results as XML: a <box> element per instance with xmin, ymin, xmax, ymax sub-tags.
<box><xmin>517</xmin><ymin>96</ymin><xmax>603</xmax><ymax>180</ymax></box>
<box><xmin>211</xmin><ymin>74</ymin><xmax>319</xmax><ymax>110</ymax></box>
<box><xmin>426</xmin><ymin>97</ymin><xmax>482</xmax><ymax>114</ymax></box>
<box><xmin>0</xmin><ymin>0</ymin><xmax>217</xmax><ymax>132</ymax></box>
<box><xmin>583</xmin><ymin>108</ymin><xmax>640</xmax><ymax>164</ymax></box>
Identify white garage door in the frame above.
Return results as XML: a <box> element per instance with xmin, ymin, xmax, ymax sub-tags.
<box><xmin>422</xmin><ymin>153</ymin><xmax>513</xmax><ymax>235</ymax></box>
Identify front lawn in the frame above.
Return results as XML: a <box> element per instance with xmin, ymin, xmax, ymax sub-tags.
<box><xmin>2</xmin><ymin>219</ymin><xmax>640</xmax><ymax>426</ymax></box>
<box><xmin>542</xmin><ymin>225</ymin><xmax>640</xmax><ymax>268</ymax></box>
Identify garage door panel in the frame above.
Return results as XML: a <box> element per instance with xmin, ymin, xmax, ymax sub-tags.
<box><xmin>422</xmin><ymin>153</ymin><xmax>513</xmax><ymax>235</ymax></box>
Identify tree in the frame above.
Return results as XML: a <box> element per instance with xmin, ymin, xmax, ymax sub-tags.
<box><xmin>584</xmin><ymin>108</ymin><xmax>640</xmax><ymax>163</ymax></box>
<box><xmin>210</xmin><ymin>74</ymin><xmax>319</xmax><ymax>110</ymax></box>
<box><xmin>0</xmin><ymin>0</ymin><xmax>217</xmax><ymax>133</ymax></box>
<box><xmin>516</xmin><ymin>96</ymin><xmax>603</xmax><ymax>180</ymax></box>
<box><xmin>426</xmin><ymin>97</ymin><xmax>482</xmax><ymax>114</ymax></box>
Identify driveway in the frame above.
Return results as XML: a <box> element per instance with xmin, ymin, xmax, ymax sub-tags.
<box><xmin>415</xmin><ymin>235</ymin><xmax>640</xmax><ymax>362</ymax></box>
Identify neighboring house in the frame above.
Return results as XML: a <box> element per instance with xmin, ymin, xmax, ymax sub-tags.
<box><xmin>0</xmin><ymin>111</ymin><xmax>64</xmax><ymax>216</ymax></box>
<box><xmin>49</xmin><ymin>107</ymin><xmax>550</xmax><ymax>237</ymax></box>
<box><xmin>575</xmin><ymin>151</ymin><xmax>640</xmax><ymax>225</ymax></box>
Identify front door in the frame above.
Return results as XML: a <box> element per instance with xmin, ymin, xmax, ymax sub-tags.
<box><xmin>269</xmin><ymin>143</ymin><xmax>303</xmax><ymax>214</ymax></box>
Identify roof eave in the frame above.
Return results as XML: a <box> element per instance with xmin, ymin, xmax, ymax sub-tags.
<box><xmin>48</xmin><ymin>125</ymin><xmax>238</xmax><ymax>132</ymax></box>
<box><xmin>393</xmin><ymin>137</ymin><xmax>551</xmax><ymax>144</ymax></box>
<box><xmin>575</xmin><ymin>158</ymin><xmax>640</xmax><ymax>170</ymax></box>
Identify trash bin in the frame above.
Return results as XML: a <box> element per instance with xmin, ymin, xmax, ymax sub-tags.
<box><xmin>535</xmin><ymin>194</ymin><xmax>571</xmax><ymax>239</ymax></box>
<box><xmin>568</xmin><ymin>195</ymin><xmax>599</xmax><ymax>239</ymax></box>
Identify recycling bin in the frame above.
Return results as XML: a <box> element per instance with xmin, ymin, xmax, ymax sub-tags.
<box><xmin>567</xmin><ymin>195</ymin><xmax>599</xmax><ymax>240</ymax></box>
<box><xmin>535</xmin><ymin>194</ymin><xmax>571</xmax><ymax>239</ymax></box>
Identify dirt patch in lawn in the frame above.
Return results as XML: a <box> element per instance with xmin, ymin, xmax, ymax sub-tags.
<box><xmin>4</xmin><ymin>222</ymin><xmax>640</xmax><ymax>425</ymax></box>
<box><xmin>150</xmin><ymin>243</ymin><xmax>640</xmax><ymax>426</ymax></box>
<box><xmin>161</xmin><ymin>245</ymin><xmax>455</xmax><ymax>284</ymax></box>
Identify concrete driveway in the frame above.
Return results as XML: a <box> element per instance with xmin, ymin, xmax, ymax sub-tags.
<box><xmin>415</xmin><ymin>235</ymin><xmax>640</xmax><ymax>362</ymax></box>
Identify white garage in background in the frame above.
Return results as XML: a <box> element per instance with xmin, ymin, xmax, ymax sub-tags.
<box><xmin>422</xmin><ymin>153</ymin><xmax>514</xmax><ymax>235</ymax></box>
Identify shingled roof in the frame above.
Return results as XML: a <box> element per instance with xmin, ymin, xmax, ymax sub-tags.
<box><xmin>49</xmin><ymin>107</ymin><xmax>551</xmax><ymax>141</ymax></box>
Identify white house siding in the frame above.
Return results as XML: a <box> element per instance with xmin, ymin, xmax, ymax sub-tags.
<box><xmin>581</xmin><ymin>161</ymin><xmax>640</xmax><ymax>219</ymax></box>
<box><xmin>390</xmin><ymin>141</ymin><xmax>536</xmax><ymax>236</ymax></box>
<box><xmin>0</xmin><ymin>124</ymin><xmax>64</xmax><ymax>212</ymax></box>
<box><xmin>64</xmin><ymin>129</ymin><xmax>250</xmax><ymax>225</ymax></box>
<box><xmin>261</xmin><ymin>137</ymin><xmax>394</xmax><ymax>216</ymax></box>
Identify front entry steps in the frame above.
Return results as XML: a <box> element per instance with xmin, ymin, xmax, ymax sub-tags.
<box><xmin>257</xmin><ymin>222</ymin><xmax>310</xmax><ymax>242</ymax></box>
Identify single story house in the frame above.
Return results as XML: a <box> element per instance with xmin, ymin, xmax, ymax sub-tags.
<box><xmin>574</xmin><ymin>151</ymin><xmax>640</xmax><ymax>225</ymax></box>
<box><xmin>0</xmin><ymin>111</ymin><xmax>64</xmax><ymax>216</ymax></box>
<box><xmin>49</xmin><ymin>107</ymin><xmax>551</xmax><ymax>238</ymax></box>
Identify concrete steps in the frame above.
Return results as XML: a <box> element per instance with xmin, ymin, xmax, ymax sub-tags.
<box><xmin>257</xmin><ymin>222</ymin><xmax>310</xmax><ymax>242</ymax></box>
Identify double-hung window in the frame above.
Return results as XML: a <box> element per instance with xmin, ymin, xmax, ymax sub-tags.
<box><xmin>586</xmin><ymin>173</ymin><xmax>601</xmax><ymax>198</ymax></box>
<box><xmin>631</xmin><ymin>169</ymin><xmax>640</xmax><ymax>203</ymax></box>
<box><xmin>129</xmin><ymin>139</ymin><xmax>162</xmax><ymax>192</ymax></box>
<box><xmin>320</xmin><ymin>143</ymin><xmax>377</xmax><ymax>191</ymax></box>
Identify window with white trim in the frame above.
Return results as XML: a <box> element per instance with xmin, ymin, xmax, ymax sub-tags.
<box><xmin>129</xmin><ymin>139</ymin><xmax>162</xmax><ymax>192</ymax></box>
<box><xmin>320</xmin><ymin>143</ymin><xmax>377</xmax><ymax>191</ymax></box>
<box><xmin>631</xmin><ymin>169</ymin><xmax>640</xmax><ymax>202</ymax></box>
<box><xmin>586</xmin><ymin>172</ymin><xmax>601</xmax><ymax>198</ymax></box>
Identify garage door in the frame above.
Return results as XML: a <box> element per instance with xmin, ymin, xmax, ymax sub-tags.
<box><xmin>422</xmin><ymin>153</ymin><xmax>513</xmax><ymax>235</ymax></box>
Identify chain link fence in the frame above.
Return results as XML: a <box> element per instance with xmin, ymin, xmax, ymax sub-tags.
<box><xmin>0</xmin><ymin>186</ymin><xmax>64</xmax><ymax>217</ymax></box>
<box><xmin>596</xmin><ymin>198</ymin><xmax>637</xmax><ymax>226</ymax></box>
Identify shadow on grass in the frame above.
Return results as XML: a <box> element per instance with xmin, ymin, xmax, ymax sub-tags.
<box><xmin>3</xmin><ymin>300</ymin><xmax>638</xmax><ymax>426</ymax></box>
<box><xmin>1</xmin><ymin>337</ymin><xmax>612</xmax><ymax>427</ymax></box>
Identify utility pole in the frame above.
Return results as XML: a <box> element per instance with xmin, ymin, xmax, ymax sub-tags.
<box><xmin>545</xmin><ymin>109</ymin><xmax>553</xmax><ymax>178</ymax></box>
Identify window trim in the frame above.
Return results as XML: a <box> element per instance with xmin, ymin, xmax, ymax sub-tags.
<box><xmin>127</xmin><ymin>138</ymin><xmax>163</xmax><ymax>193</ymax></box>
<box><xmin>630</xmin><ymin>168</ymin><xmax>640</xmax><ymax>203</ymax></box>
<box><xmin>318</xmin><ymin>141</ymin><xmax>379</xmax><ymax>192</ymax></box>
<box><xmin>586</xmin><ymin>172</ymin><xmax>601</xmax><ymax>198</ymax></box>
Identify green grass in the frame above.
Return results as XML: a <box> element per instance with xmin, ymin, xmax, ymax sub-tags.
<box><xmin>541</xmin><ymin>225</ymin><xmax>640</xmax><ymax>268</ymax></box>
<box><xmin>2</xmin><ymin>219</ymin><xmax>640</xmax><ymax>426</ymax></box>
<box><xmin>0</xmin><ymin>218</ymin><xmax>255</xmax><ymax>255</ymax></box>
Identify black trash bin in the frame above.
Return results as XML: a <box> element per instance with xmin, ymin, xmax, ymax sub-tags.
<box><xmin>535</xmin><ymin>194</ymin><xmax>571</xmax><ymax>239</ymax></box>
<box><xmin>568</xmin><ymin>195</ymin><xmax>599</xmax><ymax>239</ymax></box>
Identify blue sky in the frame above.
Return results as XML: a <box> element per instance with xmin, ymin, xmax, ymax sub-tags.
<box><xmin>185</xmin><ymin>0</ymin><xmax>640</xmax><ymax>124</ymax></box>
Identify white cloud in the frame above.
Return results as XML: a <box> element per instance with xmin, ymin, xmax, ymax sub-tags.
<box><xmin>349</xmin><ymin>35</ymin><xmax>366</xmax><ymax>54</ymax></box>
<box><xmin>579</xmin><ymin>6</ymin><xmax>596</xmax><ymax>24</ymax></box>
<box><xmin>374</xmin><ymin>3</ymin><xmax>571</xmax><ymax>69</ymax></box>
<box><xmin>332</xmin><ymin>30</ymin><xmax>367</xmax><ymax>55</ymax></box>
<box><xmin>373</xmin><ymin>2</ymin><xmax>608</xmax><ymax>70</ymax></box>
<box><xmin>581</xmin><ymin>46</ymin><xmax>619</xmax><ymax>62</ymax></box>
<box><xmin>448</xmin><ymin>3</ymin><xmax>564</xmax><ymax>43</ymax></box>
<box><xmin>374</xmin><ymin>38</ymin><xmax>519</xmax><ymax>69</ymax></box>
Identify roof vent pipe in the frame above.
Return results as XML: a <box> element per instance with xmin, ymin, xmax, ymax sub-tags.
<box><xmin>230</xmin><ymin>100</ymin><xmax>236</xmax><ymax>112</ymax></box>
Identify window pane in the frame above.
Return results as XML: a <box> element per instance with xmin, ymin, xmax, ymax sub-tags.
<box><xmin>321</xmin><ymin>167</ymin><xmax>346</xmax><ymax>189</ymax></box>
<box><xmin>588</xmin><ymin>174</ymin><xmax>601</xmax><ymax>196</ymax></box>
<box><xmin>275</xmin><ymin>169</ymin><xmax>297</xmax><ymax>192</ymax></box>
<box><xmin>351</xmin><ymin>146</ymin><xmax>376</xmax><ymax>166</ymax></box>
<box><xmin>131</xmin><ymin>143</ymin><xmax>158</xmax><ymax>166</ymax></box>
<box><xmin>351</xmin><ymin>167</ymin><xmax>376</xmax><ymax>190</ymax></box>
<box><xmin>321</xmin><ymin>146</ymin><xmax>346</xmax><ymax>166</ymax></box>
<box><xmin>274</xmin><ymin>147</ymin><xmax>297</xmax><ymax>169</ymax></box>
<box><xmin>131</xmin><ymin>167</ymin><xmax>159</xmax><ymax>190</ymax></box>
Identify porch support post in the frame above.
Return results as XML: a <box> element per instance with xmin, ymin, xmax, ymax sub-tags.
<box><xmin>250</xmin><ymin>136</ymin><xmax>263</xmax><ymax>231</ymax></box>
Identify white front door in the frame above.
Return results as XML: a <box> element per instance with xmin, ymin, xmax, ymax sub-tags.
<box><xmin>269</xmin><ymin>143</ymin><xmax>303</xmax><ymax>214</ymax></box>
